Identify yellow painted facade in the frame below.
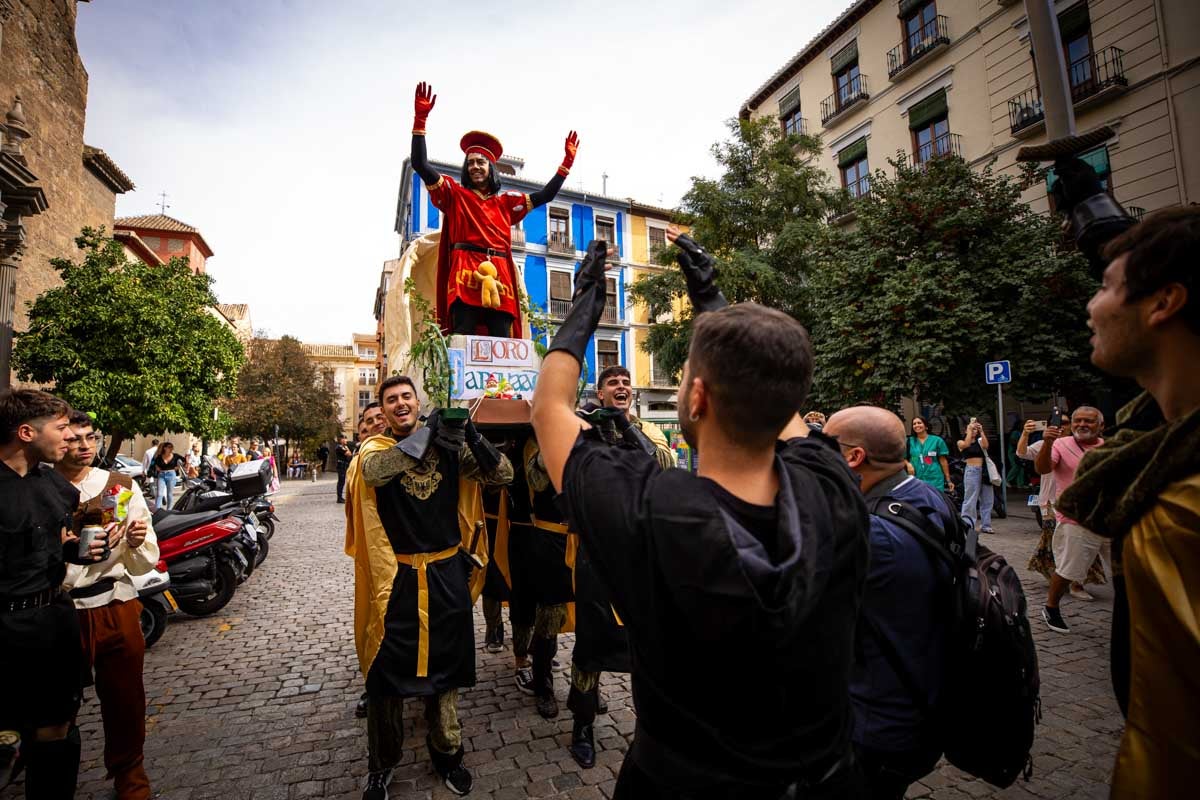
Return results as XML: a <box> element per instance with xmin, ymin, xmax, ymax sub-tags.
<box><xmin>626</xmin><ymin>206</ymin><xmax>690</xmax><ymax>405</ymax></box>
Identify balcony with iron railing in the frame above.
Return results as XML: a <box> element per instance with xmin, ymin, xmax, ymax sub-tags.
<box><xmin>887</xmin><ymin>15</ymin><xmax>950</xmax><ymax>79</ymax></box>
<box><xmin>1069</xmin><ymin>46</ymin><xmax>1127</xmax><ymax>106</ymax></box>
<box><xmin>915</xmin><ymin>132</ymin><xmax>962</xmax><ymax>165</ymax></box>
<box><xmin>821</xmin><ymin>74</ymin><xmax>870</xmax><ymax>125</ymax></box>
<box><xmin>1007</xmin><ymin>47</ymin><xmax>1127</xmax><ymax>136</ymax></box>
<box><xmin>828</xmin><ymin>178</ymin><xmax>871</xmax><ymax>225</ymax></box>
<box><xmin>547</xmin><ymin>231</ymin><xmax>574</xmax><ymax>255</ymax></box>
<box><xmin>511</xmin><ymin>228</ymin><xmax>526</xmax><ymax>249</ymax></box>
<box><xmin>1127</xmin><ymin>206</ymin><xmax>1145</xmax><ymax>221</ymax></box>
<box><xmin>550</xmin><ymin>298</ymin><xmax>620</xmax><ymax>324</ymax></box>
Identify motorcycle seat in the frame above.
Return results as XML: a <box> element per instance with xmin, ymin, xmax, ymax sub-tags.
<box><xmin>152</xmin><ymin>508</ymin><xmax>232</xmax><ymax>540</ymax></box>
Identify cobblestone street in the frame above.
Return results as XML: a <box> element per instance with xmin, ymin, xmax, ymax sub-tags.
<box><xmin>3</xmin><ymin>478</ymin><xmax>1123</xmax><ymax>800</ymax></box>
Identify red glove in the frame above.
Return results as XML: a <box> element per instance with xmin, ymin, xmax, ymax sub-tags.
<box><xmin>414</xmin><ymin>82</ymin><xmax>436</xmax><ymax>135</ymax></box>
<box><xmin>558</xmin><ymin>130</ymin><xmax>579</xmax><ymax>176</ymax></box>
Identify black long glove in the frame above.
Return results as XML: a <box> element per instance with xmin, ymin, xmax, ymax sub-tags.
<box><xmin>1051</xmin><ymin>156</ymin><xmax>1135</xmax><ymax>275</ymax></box>
<box><xmin>546</xmin><ymin>240</ymin><xmax>609</xmax><ymax>365</ymax></box>
<box><xmin>465</xmin><ymin>419</ymin><xmax>502</xmax><ymax>474</ymax></box>
<box><xmin>672</xmin><ymin>234</ymin><xmax>727</xmax><ymax>313</ymax></box>
<box><xmin>612</xmin><ymin>413</ymin><xmax>656</xmax><ymax>456</ymax></box>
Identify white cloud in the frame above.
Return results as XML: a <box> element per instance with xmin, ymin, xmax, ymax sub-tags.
<box><xmin>78</xmin><ymin>0</ymin><xmax>846</xmax><ymax>342</ymax></box>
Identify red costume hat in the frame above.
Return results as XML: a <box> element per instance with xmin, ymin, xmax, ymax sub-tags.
<box><xmin>460</xmin><ymin>130</ymin><xmax>503</xmax><ymax>163</ymax></box>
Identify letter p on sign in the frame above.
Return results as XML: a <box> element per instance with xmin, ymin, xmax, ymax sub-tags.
<box><xmin>985</xmin><ymin>360</ymin><xmax>1012</xmax><ymax>384</ymax></box>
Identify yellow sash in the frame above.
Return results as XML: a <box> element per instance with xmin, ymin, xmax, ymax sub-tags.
<box><xmin>531</xmin><ymin>517</ymin><xmax>576</xmax><ymax>633</ymax></box>
<box><xmin>395</xmin><ymin>546</ymin><xmax>460</xmax><ymax>678</ymax></box>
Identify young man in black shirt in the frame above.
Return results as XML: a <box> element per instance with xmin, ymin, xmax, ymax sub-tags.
<box><xmin>1</xmin><ymin>389</ymin><xmax>107</xmax><ymax>798</ymax></box>
<box><xmin>532</xmin><ymin>239</ymin><xmax>869</xmax><ymax>799</ymax></box>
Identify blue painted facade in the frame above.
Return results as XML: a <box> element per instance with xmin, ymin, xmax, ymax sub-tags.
<box><xmin>397</xmin><ymin>156</ymin><xmax>632</xmax><ymax>377</ymax></box>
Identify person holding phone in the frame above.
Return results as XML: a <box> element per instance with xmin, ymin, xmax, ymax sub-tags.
<box><xmin>1017</xmin><ymin>416</ymin><xmax>1106</xmax><ymax>598</ymax></box>
<box><xmin>956</xmin><ymin>418</ymin><xmax>993</xmax><ymax>533</ymax></box>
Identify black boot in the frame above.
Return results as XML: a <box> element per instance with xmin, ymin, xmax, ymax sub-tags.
<box><xmin>569</xmin><ymin>719</ymin><xmax>596</xmax><ymax>769</ymax></box>
<box><xmin>566</xmin><ymin>685</ymin><xmax>597</xmax><ymax>768</ymax></box>
<box><xmin>531</xmin><ymin>635</ymin><xmax>559</xmax><ymax>719</ymax></box>
<box><xmin>427</xmin><ymin>735</ymin><xmax>472</xmax><ymax>796</ymax></box>
<box><xmin>22</xmin><ymin>726</ymin><xmax>81</xmax><ymax>799</ymax></box>
<box><xmin>595</xmin><ymin>684</ymin><xmax>608</xmax><ymax>715</ymax></box>
<box><xmin>484</xmin><ymin>621</ymin><xmax>505</xmax><ymax>653</ymax></box>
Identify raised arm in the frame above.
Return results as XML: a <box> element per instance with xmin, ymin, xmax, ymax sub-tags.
<box><xmin>410</xmin><ymin>82</ymin><xmax>441</xmax><ymax>186</ymax></box>
<box><xmin>666</xmin><ymin>225</ymin><xmax>728</xmax><ymax>313</ymax></box>
<box><xmin>531</xmin><ymin>240</ymin><xmax>609</xmax><ymax>491</ymax></box>
<box><xmin>529</xmin><ymin>131</ymin><xmax>578</xmax><ymax>208</ymax></box>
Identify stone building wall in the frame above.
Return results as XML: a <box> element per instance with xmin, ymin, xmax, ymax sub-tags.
<box><xmin>0</xmin><ymin>0</ymin><xmax>117</xmax><ymax>336</ymax></box>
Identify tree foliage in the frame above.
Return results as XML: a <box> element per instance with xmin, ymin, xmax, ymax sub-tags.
<box><xmin>629</xmin><ymin>117</ymin><xmax>836</xmax><ymax>379</ymax></box>
<box><xmin>225</xmin><ymin>335</ymin><xmax>341</xmax><ymax>448</ymax></box>
<box><xmin>13</xmin><ymin>229</ymin><xmax>245</xmax><ymax>455</ymax></box>
<box><xmin>807</xmin><ymin>156</ymin><xmax>1098</xmax><ymax>413</ymax></box>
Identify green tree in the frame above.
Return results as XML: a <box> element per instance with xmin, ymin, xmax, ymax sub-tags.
<box><xmin>14</xmin><ymin>228</ymin><xmax>245</xmax><ymax>457</ymax></box>
<box><xmin>225</xmin><ymin>335</ymin><xmax>341</xmax><ymax>454</ymax></box>
<box><xmin>630</xmin><ymin>117</ymin><xmax>836</xmax><ymax>379</ymax></box>
<box><xmin>807</xmin><ymin>155</ymin><xmax>1097</xmax><ymax>414</ymax></box>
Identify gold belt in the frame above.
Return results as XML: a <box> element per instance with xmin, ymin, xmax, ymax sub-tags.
<box><xmin>532</xmin><ymin>519</ymin><xmax>569</xmax><ymax>534</ymax></box>
<box><xmin>395</xmin><ymin>546</ymin><xmax>459</xmax><ymax>678</ymax></box>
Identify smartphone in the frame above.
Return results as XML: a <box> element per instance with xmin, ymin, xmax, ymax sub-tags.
<box><xmin>1033</xmin><ymin>421</ymin><xmax>1047</xmax><ymax>431</ymax></box>
<box><xmin>1048</xmin><ymin>407</ymin><xmax>1062</xmax><ymax>428</ymax></box>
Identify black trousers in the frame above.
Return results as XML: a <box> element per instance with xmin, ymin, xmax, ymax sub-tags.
<box><xmin>450</xmin><ymin>300</ymin><xmax>513</xmax><ymax>338</ymax></box>
<box><xmin>336</xmin><ymin>465</ymin><xmax>347</xmax><ymax>500</ymax></box>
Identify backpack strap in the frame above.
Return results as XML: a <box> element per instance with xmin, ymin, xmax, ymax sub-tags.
<box><xmin>866</xmin><ymin>496</ymin><xmax>959</xmax><ymax>572</ymax></box>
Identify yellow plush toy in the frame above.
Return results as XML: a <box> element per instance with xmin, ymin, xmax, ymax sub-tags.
<box><xmin>473</xmin><ymin>261</ymin><xmax>502</xmax><ymax>309</ymax></box>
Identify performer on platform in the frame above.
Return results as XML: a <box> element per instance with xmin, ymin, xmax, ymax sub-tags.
<box><xmin>410</xmin><ymin>81</ymin><xmax>579</xmax><ymax>337</ymax></box>
<box><xmin>508</xmin><ymin>434</ymin><xmax>575</xmax><ymax>720</ymax></box>
<box><xmin>346</xmin><ymin>376</ymin><xmax>511</xmax><ymax>799</ymax></box>
<box><xmin>564</xmin><ymin>366</ymin><xmax>674</xmax><ymax>768</ymax></box>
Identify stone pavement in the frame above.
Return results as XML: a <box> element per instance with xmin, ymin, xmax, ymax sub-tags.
<box><xmin>2</xmin><ymin>479</ymin><xmax>1123</xmax><ymax>800</ymax></box>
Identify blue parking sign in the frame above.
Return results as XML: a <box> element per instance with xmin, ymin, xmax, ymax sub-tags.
<box><xmin>985</xmin><ymin>360</ymin><xmax>1012</xmax><ymax>384</ymax></box>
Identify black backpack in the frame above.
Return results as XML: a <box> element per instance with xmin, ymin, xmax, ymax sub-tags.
<box><xmin>866</xmin><ymin>494</ymin><xmax>1040</xmax><ymax>788</ymax></box>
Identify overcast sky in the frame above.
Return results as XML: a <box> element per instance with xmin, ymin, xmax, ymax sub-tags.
<box><xmin>77</xmin><ymin>0</ymin><xmax>846</xmax><ymax>343</ymax></box>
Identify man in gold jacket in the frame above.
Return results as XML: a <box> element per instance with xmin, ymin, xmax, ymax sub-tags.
<box><xmin>345</xmin><ymin>375</ymin><xmax>511</xmax><ymax>799</ymax></box>
<box><xmin>1058</xmin><ymin>207</ymin><xmax>1200</xmax><ymax>796</ymax></box>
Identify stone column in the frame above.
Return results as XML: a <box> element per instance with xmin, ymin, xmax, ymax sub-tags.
<box><xmin>0</xmin><ymin>96</ymin><xmax>47</xmax><ymax>389</ymax></box>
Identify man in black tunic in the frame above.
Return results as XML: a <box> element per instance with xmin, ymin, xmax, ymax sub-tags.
<box><xmin>353</xmin><ymin>376</ymin><xmax>512</xmax><ymax>798</ymax></box>
<box><xmin>508</xmin><ymin>434</ymin><xmax>574</xmax><ymax>720</ymax></box>
<box><xmin>532</xmin><ymin>239</ymin><xmax>870</xmax><ymax>799</ymax></box>
<box><xmin>565</xmin><ymin>369</ymin><xmax>673</xmax><ymax>769</ymax></box>
<box><xmin>1</xmin><ymin>390</ymin><xmax>106</xmax><ymax>798</ymax></box>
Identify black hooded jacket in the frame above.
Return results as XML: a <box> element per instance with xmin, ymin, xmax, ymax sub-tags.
<box><xmin>560</xmin><ymin>431</ymin><xmax>870</xmax><ymax>792</ymax></box>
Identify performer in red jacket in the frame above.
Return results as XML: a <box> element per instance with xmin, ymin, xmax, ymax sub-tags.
<box><xmin>410</xmin><ymin>81</ymin><xmax>578</xmax><ymax>337</ymax></box>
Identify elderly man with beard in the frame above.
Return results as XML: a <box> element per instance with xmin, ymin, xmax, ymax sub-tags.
<box><xmin>532</xmin><ymin>238</ymin><xmax>869</xmax><ymax>799</ymax></box>
<box><xmin>345</xmin><ymin>375</ymin><xmax>511</xmax><ymax>799</ymax></box>
<box><xmin>56</xmin><ymin>411</ymin><xmax>157</xmax><ymax>800</ymax></box>
<box><xmin>1034</xmin><ymin>406</ymin><xmax>1108</xmax><ymax>633</ymax></box>
<box><xmin>561</xmin><ymin>366</ymin><xmax>673</xmax><ymax>768</ymax></box>
<box><xmin>410</xmin><ymin>81</ymin><xmax>578</xmax><ymax>337</ymax></box>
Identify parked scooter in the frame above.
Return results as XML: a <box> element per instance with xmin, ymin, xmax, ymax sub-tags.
<box><xmin>153</xmin><ymin>508</ymin><xmax>249</xmax><ymax>616</ymax></box>
<box><xmin>133</xmin><ymin>564</ymin><xmax>175</xmax><ymax>647</ymax></box>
